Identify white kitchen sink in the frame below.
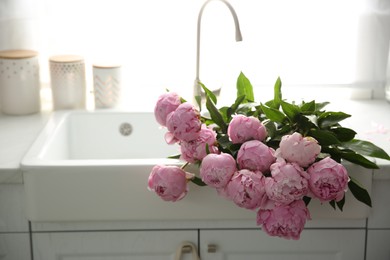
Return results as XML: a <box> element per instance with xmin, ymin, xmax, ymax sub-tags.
<box><xmin>21</xmin><ymin>110</ymin><xmax>372</xmax><ymax>222</ymax></box>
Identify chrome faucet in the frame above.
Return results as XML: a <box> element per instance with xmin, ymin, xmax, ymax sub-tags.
<box><xmin>193</xmin><ymin>0</ymin><xmax>243</xmax><ymax>105</ymax></box>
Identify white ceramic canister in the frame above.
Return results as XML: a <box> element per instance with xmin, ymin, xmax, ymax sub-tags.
<box><xmin>0</xmin><ymin>50</ymin><xmax>41</xmax><ymax>115</ymax></box>
<box><xmin>93</xmin><ymin>63</ymin><xmax>121</xmax><ymax>108</ymax></box>
<box><xmin>49</xmin><ymin>55</ymin><xmax>86</xmax><ymax>110</ymax></box>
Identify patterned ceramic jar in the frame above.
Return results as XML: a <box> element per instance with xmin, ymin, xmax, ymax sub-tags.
<box><xmin>0</xmin><ymin>50</ymin><xmax>41</xmax><ymax>115</ymax></box>
<box><xmin>93</xmin><ymin>63</ymin><xmax>121</xmax><ymax>108</ymax></box>
<box><xmin>49</xmin><ymin>55</ymin><xmax>86</xmax><ymax>110</ymax></box>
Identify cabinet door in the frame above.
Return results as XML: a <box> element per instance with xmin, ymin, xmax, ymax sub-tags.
<box><xmin>200</xmin><ymin>229</ymin><xmax>365</xmax><ymax>260</ymax></box>
<box><xmin>366</xmin><ymin>230</ymin><xmax>390</xmax><ymax>260</ymax></box>
<box><xmin>0</xmin><ymin>233</ymin><xmax>31</xmax><ymax>260</ymax></box>
<box><xmin>33</xmin><ymin>230</ymin><xmax>198</xmax><ymax>260</ymax></box>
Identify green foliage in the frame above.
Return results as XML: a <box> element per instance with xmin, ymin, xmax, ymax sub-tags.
<box><xmin>191</xmin><ymin>176</ymin><xmax>207</xmax><ymax>186</ymax></box>
<box><xmin>236</xmin><ymin>72</ymin><xmax>254</xmax><ymax>103</ymax></box>
<box><xmin>192</xmin><ymin>72</ymin><xmax>390</xmax><ymax>209</ymax></box>
<box><xmin>348</xmin><ymin>177</ymin><xmax>372</xmax><ymax>207</ymax></box>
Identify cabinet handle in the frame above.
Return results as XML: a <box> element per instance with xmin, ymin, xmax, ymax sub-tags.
<box><xmin>175</xmin><ymin>242</ymin><xmax>200</xmax><ymax>260</ymax></box>
<box><xmin>181</xmin><ymin>245</ymin><xmax>192</xmax><ymax>254</ymax></box>
<box><xmin>208</xmin><ymin>244</ymin><xmax>217</xmax><ymax>253</ymax></box>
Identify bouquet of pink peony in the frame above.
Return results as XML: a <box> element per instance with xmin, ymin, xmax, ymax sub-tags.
<box><xmin>148</xmin><ymin>72</ymin><xmax>390</xmax><ymax>240</ymax></box>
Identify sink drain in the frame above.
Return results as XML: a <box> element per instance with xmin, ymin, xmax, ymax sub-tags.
<box><xmin>119</xmin><ymin>122</ymin><xmax>133</xmax><ymax>136</ymax></box>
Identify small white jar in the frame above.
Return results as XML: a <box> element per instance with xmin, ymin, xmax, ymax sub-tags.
<box><xmin>49</xmin><ymin>55</ymin><xmax>86</xmax><ymax>110</ymax></box>
<box><xmin>93</xmin><ymin>63</ymin><xmax>121</xmax><ymax>108</ymax></box>
<box><xmin>0</xmin><ymin>50</ymin><xmax>41</xmax><ymax>115</ymax></box>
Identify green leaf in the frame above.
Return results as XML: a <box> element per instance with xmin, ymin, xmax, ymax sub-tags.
<box><xmin>228</xmin><ymin>95</ymin><xmax>246</xmax><ymax>119</ymax></box>
<box><xmin>218</xmin><ymin>106</ymin><xmax>229</xmax><ymax>122</ymax></box>
<box><xmin>300</xmin><ymin>100</ymin><xmax>316</xmax><ymax>114</ymax></box>
<box><xmin>331</xmin><ymin>127</ymin><xmax>356</xmax><ymax>142</ymax></box>
<box><xmin>167</xmin><ymin>154</ymin><xmax>181</xmax><ymax>159</ymax></box>
<box><xmin>348</xmin><ymin>177</ymin><xmax>372</xmax><ymax>207</ymax></box>
<box><xmin>280</xmin><ymin>100</ymin><xmax>300</xmax><ymax>122</ymax></box>
<box><xmin>296</xmin><ymin>114</ymin><xmax>317</xmax><ymax>133</ymax></box>
<box><xmin>342</xmin><ymin>139</ymin><xmax>390</xmax><ymax>160</ymax></box>
<box><xmin>318</xmin><ymin>111</ymin><xmax>351</xmax><ymax>128</ymax></box>
<box><xmin>303</xmin><ymin>196</ymin><xmax>311</xmax><ymax>206</ymax></box>
<box><xmin>217</xmin><ymin>135</ymin><xmax>231</xmax><ymax>150</ymax></box>
<box><xmin>308</xmin><ymin>129</ymin><xmax>341</xmax><ymax>146</ymax></box>
<box><xmin>271</xmin><ymin>77</ymin><xmax>282</xmax><ymax>109</ymax></box>
<box><xmin>260</xmin><ymin>104</ymin><xmax>286</xmax><ymax>123</ymax></box>
<box><xmin>329</xmin><ymin>200</ymin><xmax>336</xmax><ymax>210</ymax></box>
<box><xmin>265</xmin><ymin>99</ymin><xmax>275</xmax><ymax>108</ymax></box>
<box><xmin>195</xmin><ymin>96</ymin><xmax>202</xmax><ymax>111</ymax></box>
<box><xmin>237</xmin><ymin>72</ymin><xmax>254</xmax><ymax>103</ymax></box>
<box><xmin>205</xmin><ymin>143</ymin><xmax>210</xmax><ymax>155</ymax></box>
<box><xmin>315</xmin><ymin>102</ymin><xmax>330</xmax><ymax>111</ymax></box>
<box><xmin>339</xmin><ymin>150</ymin><xmax>379</xmax><ymax>169</ymax></box>
<box><xmin>206</xmin><ymin>96</ymin><xmax>228</xmax><ymax>133</ymax></box>
<box><xmin>336</xmin><ymin>195</ymin><xmax>345</xmax><ymax>211</ymax></box>
<box><xmin>200</xmin><ymin>82</ymin><xmax>217</xmax><ymax>104</ymax></box>
<box><xmin>264</xmin><ymin>120</ymin><xmax>277</xmax><ymax>139</ymax></box>
<box><xmin>191</xmin><ymin>176</ymin><xmax>207</xmax><ymax>187</ymax></box>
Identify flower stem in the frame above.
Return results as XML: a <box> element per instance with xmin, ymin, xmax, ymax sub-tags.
<box><xmin>180</xmin><ymin>162</ymin><xmax>189</xmax><ymax>170</ymax></box>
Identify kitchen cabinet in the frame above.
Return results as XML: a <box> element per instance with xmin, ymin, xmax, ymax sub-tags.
<box><xmin>199</xmin><ymin>229</ymin><xmax>365</xmax><ymax>260</ymax></box>
<box><xmin>31</xmin><ymin>228</ymin><xmax>367</xmax><ymax>260</ymax></box>
<box><xmin>32</xmin><ymin>230</ymin><xmax>198</xmax><ymax>260</ymax></box>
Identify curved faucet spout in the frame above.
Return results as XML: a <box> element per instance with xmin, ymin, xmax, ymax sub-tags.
<box><xmin>194</xmin><ymin>0</ymin><xmax>243</xmax><ymax>103</ymax></box>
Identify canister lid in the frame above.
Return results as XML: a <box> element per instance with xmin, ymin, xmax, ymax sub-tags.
<box><xmin>0</xmin><ymin>50</ymin><xmax>38</xmax><ymax>59</ymax></box>
<box><xmin>93</xmin><ymin>63</ymin><xmax>121</xmax><ymax>69</ymax></box>
<box><xmin>49</xmin><ymin>55</ymin><xmax>84</xmax><ymax>63</ymax></box>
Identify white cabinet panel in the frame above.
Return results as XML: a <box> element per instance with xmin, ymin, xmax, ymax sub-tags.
<box><xmin>200</xmin><ymin>229</ymin><xmax>365</xmax><ymax>260</ymax></box>
<box><xmin>366</xmin><ymin>230</ymin><xmax>390</xmax><ymax>260</ymax></box>
<box><xmin>33</xmin><ymin>230</ymin><xmax>198</xmax><ymax>260</ymax></box>
<box><xmin>0</xmin><ymin>233</ymin><xmax>31</xmax><ymax>260</ymax></box>
<box><xmin>0</xmin><ymin>184</ymin><xmax>29</xmax><ymax>232</ymax></box>
<box><xmin>368</xmin><ymin>180</ymin><xmax>390</xmax><ymax>228</ymax></box>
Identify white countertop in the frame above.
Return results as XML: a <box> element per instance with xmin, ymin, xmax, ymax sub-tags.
<box><xmin>0</xmin><ymin>99</ymin><xmax>389</xmax><ymax>183</ymax></box>
<box><xmin>0</xmin><ymin>112</ymin><xmax>51</xmax><ymax>183</ymax></box>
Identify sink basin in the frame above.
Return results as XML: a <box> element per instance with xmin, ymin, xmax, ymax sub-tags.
<box><xmin>21</xmin><ymin>110</ymin><xmax>372</xmax><ymax>222</ymax></box>
<box><xmin>24</xmin><ymin>111</ymin><xmax>180</xmax><ymax>162</ymax></box>
<box><xmin>21</xmin><ymin>110</ymin><xmax>256</xmax><ymax>221</ymax></box>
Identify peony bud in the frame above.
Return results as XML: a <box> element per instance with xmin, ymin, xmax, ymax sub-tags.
<box><xmin>224</xmin><ymin>169</ymin><xmax>267</xmax><ymax>210</ymax></box>
<box><xmin>227</xmin><ymin>114</ymin><xmax>267</xmax><ymax>144</ymax></box>
<box><xmin>200</xmin><ymin>153</ymin><xmax>236</xmax><ymax>189</ymax></box>
<box><xmin>166</xmin><ymin>102</ymin><xmax>202</xmax><ymax>142</ymax></box>
<box><xmin>257</xmin><ymin>200</ymin><xmax>310</xmax><ymax>240</ymax></box>
<box><xmin>237</xmin><ymin>140</ymin><xmax>275</xmax><ymax>173</ymax></box>
<box><xmin>154</xmin><ymin>92</ymin><xmax>181</xmax><ymax>127</ymax></box>
<box><xmin>180</xmin><ymin>125</ymin><xmax>219</xmax><ymax>163</ymax></box>
<box><xmin>279</xmin><ymin>132</ymin><xmax>321</xmax><ymax>168</ymax></box>
<box><xmin>265</xmin><ymin>160</ymin><xmax>309</xmax><ymax>205</ymax></box>
<box><xmin>307</xmin><ymin>157</ymin><xmax>349</xmax><ymax>202</ymax></box>
<box><xmin>148</xmin><ymin>165</ymin><xmax>188</xmax><ymax>202</ymax></box>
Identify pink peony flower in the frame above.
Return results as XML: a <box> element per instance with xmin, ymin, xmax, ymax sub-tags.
<box><xmin>148</xmin><ymin>165</ymin><xmax>188</xmax><ymax>202</ymax></box>
<box><xmin>166</xmin><ymin>102</ymin><xmax>202</xmax><ymax>142</ymax></box>
<box><xmin>237</xmin><ymin>140</ymin><xmax>275</xmax><ymax>173</ymax></box>
<box><xmin>180</xmin><ymin>125</ymin><xmax>219</xmax><ymax>163</ymax></box>
<box><xmin>154</xmin><ymin>92</ymin><xmax>181</xmax><ymax>127</ymax></box>
<box><xmin>224</xmin><ymin>169</ymin><xmax>267</xmax><ymax>210</ymax></box>
<box><xmin>279</xmin><ymin>132</ymin><xmax>321</xmax><ymax>168</ymax></box>
<box><xmin>227</xmin><ymin>114</ymin><xmax>267</xmax><ymax>144</ymax></box>
<box><xmin>257</xmin><ymin>200</ymin><xmax>310</xmax><ymax>240</ymax></box>
<box><xmin>307</xmin><ymin>157</ymin><xmax>349</xmax><ymax>202</ymax></box>
<box><xmin>265</xmin><ymin>160</ymin><xmax>309</xmax><ymax>205</ymax></box>
<box><xmin>200</xmin><ymin>153</ymin><xmax>236</xmax><ymax>189</ymax></box>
